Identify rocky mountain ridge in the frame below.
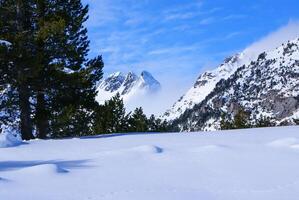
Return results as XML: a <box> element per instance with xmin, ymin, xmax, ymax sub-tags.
<box><xmin>96</xmin><ymin>71</ymin><xmax>161</xmax><ymax>104</ymax></box>
<box><xmin>170</xmin><ymin>38</ymin><xmax>299</xmax><ymax>131</ymax></box>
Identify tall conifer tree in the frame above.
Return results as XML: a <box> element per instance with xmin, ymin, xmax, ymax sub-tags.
<box><xmin>0</xmin><ymin>0</ymin><xmax>104</xmax><ymax>139</ymax></box>
<box><xmin>0</xmin><ymin>0</ymin><xmax>36</xmax><ymax>140</ymax></box>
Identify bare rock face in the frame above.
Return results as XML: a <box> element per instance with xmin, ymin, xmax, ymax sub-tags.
<box><xmin>172</xmin><ymin>38</ymin><xmax>299</xmax><ymax>131</ymax></box>
<box><xmin>272</xmin><ymin>97</ymin><xmax>298</xmax><ymax>119</ymax></box>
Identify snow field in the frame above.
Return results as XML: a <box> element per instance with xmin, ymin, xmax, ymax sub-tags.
<box><xmin>1</xmin><ymin>126</ymin><xmax>299</xmax><ymax>200</ymax></box>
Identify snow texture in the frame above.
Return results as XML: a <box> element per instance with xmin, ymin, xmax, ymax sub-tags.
<box><xmin>1</xmin><ymin>126</ymin><xmax>299</xmax><ymax>200</ymax></box>
<box><xmin>0</xmin><ymin>125</ymin><xmax>22</xmax><ymax>148</ymax></box>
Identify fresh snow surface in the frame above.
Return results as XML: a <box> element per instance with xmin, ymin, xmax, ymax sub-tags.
<box><xmin>0</xmin><ymin>126</ymin><xmax>22</xmax><ymax>148</ymax></box>
<box><xmin>1</xmin><ymin>126</ymin><xmax>299</xmax><ymax>199</ymax></box>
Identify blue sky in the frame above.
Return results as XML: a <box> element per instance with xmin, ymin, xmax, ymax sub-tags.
<box><xmin>82</xmin><ymin>0</ymin><xmax>299</xmax><ymax>113</ymax></box>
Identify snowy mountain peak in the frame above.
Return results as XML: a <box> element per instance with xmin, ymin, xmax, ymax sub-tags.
<box><xmin>163</xmin><ymin>52</ymin><xmax>248</xmax><ymax>121</ymax></box>
<box><xmin>109</xmin><ymin>71</ymin><xmax>123</xmax><ymax>78</ymax></box>
<box><xmin>100</xmin><ymin>72</ymin><xmax>125</xmax><ymax>93</ymax></box>
<box><xmin>139</xmin><ymin>71</ymin><xmax>161</xmax><ymax>91</ymax></box>
<box><xmin>96</xmin><ymin>70</ymin><xmax>161</xmax><ymax>105</ymax></box>
<box><xmin>171</xmin><ymin>37</ymin><xmax>299</xmax><ymax>131</ymax></box>
<box><xmin>163</xmin><ymin>37</ymin><xmax>299</xmax><ymax>122</ymax></box>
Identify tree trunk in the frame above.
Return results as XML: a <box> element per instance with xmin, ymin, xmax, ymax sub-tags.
<box><xmin>35</xmin><ymin>0</ymin><xmax>49</xmax><ymax>139</ymax></box>
<box><xmin>36</xmin><ymin>91</ymin><xmax>49</xmax><ymax>139</ymax></box>
<box><xmin>16</xmin><ymin>0</ymin><xmax>34</xmax><ymax>140</ymax></box>
<box><xmin>19</xmin><ymin>83</ymin><xmax>34</xmax><ymax>140</ymax></box>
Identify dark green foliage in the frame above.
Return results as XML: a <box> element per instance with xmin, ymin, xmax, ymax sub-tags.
<box><xmin>0</xmin><ymin>0</ymin><xmax>104</xmax><ymax>139</ymax></box>
<box><xmin>33</xmin><ymin>0</ymin><xmax>102</xmax><ymax>138</ymax></box>
<box><xmin>234</xmin><ymin>108</ymin><xmax>251</xmax><ymax>129</ymax></box>
<box><xmin>148</xmin><ymin>115</ymin><xmax>169</xmax><ymax>132</ymax></box>
<box><xmin>93</xmin><ymin>93</ymin><xmax>129</xmax><ymax>134</ymax></box>
<box><xmin>294</xmin><ymin>118</ymin><xmax>299</xmax><ymax>125</ymax></box>
<box><xmin>0</xmin><ymin>0</ymin><xmax>36</xmax><ymax>140</ymax></box>
<box><xmin>220</xmin><ymin>108</ymin><xmax>279</xmax><ymax>130</ymax></box>
<box><xmin>129</xmin><ymin>107</ymin><xmax>148</xmax><ymax>132</ymax></box>
<box><xmin>256</xmin><ymin>116</ymin><xmax>275</xmax><ymax>128</ymax></box>
<box><xmin>220</xmin><ymin>114</ymin><xmax>234</xmax><ymax>130</ymax></box>
<box><xmin>220</xmin><ymin>108</ymin><xmax>251</xmax><ymax>130</ymax></box>
<box><xmin>93</xmin><ymin>94</ymin><xmax>170</xmax><ymax>134</ymax></box>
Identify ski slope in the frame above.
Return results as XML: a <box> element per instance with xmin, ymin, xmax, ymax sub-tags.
<box><xmin>1</xmin><ymin>126</ymin><xmax>299</xmax><ymax>200</ymax></box>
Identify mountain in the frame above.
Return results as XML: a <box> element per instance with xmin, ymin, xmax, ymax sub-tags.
<box><xmin>163</xmin><ymin>53</ymin><xmax>250</xmax><ymax>120</ymax></box>
<box><xmin>163</xmin><ymin>46</ymin><xmax>262</xmax><ymax>121</ymax></box>
<box><xmin>96</xmin><ymin>71</ymin><xmax>161</xmax><ymax>104</ymax></box>
<box><xmin>168</xmin><ymin>38</ymin><xmax>299</xmax><ymax>131</ymax></box>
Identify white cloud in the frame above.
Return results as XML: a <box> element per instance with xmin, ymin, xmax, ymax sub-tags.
<box><xmin>148</xmin><ymin>44</ymin><xmax>202</xmax><ymax>56</ymax></box>
<box><xmin>245</xmin><ymin>20</ymin><xmax>299</xmax><ymax>55</ymax></box>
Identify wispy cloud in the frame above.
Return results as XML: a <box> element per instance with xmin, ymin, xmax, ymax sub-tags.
<box><xmin>245</xmin><ymin>20</ymin><xmax>299</xmax><ymax>54</ymax></box>
<box><xmin>148</xmin><ymin>44</ymin><xmax>202</xmax><ymax>56</ymax></box>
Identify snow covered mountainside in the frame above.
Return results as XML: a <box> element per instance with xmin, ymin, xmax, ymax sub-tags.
<box><xmin>172</xmin><ymin>38</ymin><xmax>299</xmax><ymax>131</ymax></box>
<box><xmin>163</xmin><ymin>37</ymin><xmax>299</xmax><ymax>120</ymax></box>
<box><xmin>163</xmin><ymin>53</ymin><xmax>251</xmax><ymax>120</ymax></box>
<box><xmin>96</xmin><ymin>71</ymin><xmax>161</xmax><ymax>105</ymax></box>
<box><xmin>1</xmin><ymin>126</ymin><xmax>299</xmax><ymax>200</ymax></box>
<box><xmin>165</xmin><ymin>38</ymin><xmax>299</xmax><ymax>131</ymax></box>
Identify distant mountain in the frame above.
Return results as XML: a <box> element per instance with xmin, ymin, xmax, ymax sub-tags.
<box><xmin>163</xmin><ymin>53</ymin><xmax>249</xmax><ymax>121</ymax></box>
<box><xmin>166</xmin><ymin>38</ymin><xmax>299</xmax><ymax>131</ymax></box>
<box><xmin>96</xmin><ymin>71</ymin><xmax>161</xmax><ymax>104</ymax></box>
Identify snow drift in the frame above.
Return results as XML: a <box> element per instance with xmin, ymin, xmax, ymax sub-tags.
<box><xmin>0</xmin><ymin>125</ymin><xmax>22</xmax><ymax>148</ymax></box>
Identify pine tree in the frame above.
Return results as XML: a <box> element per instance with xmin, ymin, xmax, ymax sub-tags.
<box><xmin>93</xmin><ymin>93</ymin><xmax>128</xmax><ymax>134</ymax></box>
<box><xmin>32</xmin><ymin>0</ymin><xmax>103</xmax><ymax>138</ymax></box>
<box><xmin>148</xmin><ymin>115</ymin><xmax>168</xmax><ymax>132</ymax></box>
<box><xmin>148</xmin><ymin>115</ymin><xmax>157</xmax><ymax>132</ymax></box>
<box><xmin>234</xmin><ymin>108</ymin><xmax>251</xmax><ymax>129</ymax></box>
<box><xmin>0</xmin><ymin>0</ymin><xmax>104</xmax><ymax>139</ymax></box>
<box><xmin>220</xmin><ymin>114</ymin><xmax>234</xmax><ymax>130</ymax></box>
<box><xmin>0</xmin><ymin>0</ymin><xmax>36</xmax><ymax>140</ymax></box>
<box><xmin>220</xmin><ymin>109</ymin><xmax>251</xmax><ymax>130</ymax></box>
<box><xmin>129</xmin><ymin>107</ymin><xmax>148</xmax><ymax>132</ymax></box>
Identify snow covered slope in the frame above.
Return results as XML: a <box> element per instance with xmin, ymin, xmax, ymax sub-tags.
<box><xmin>164</xmin><ymin>38</ymin><xmax>299</xmax><ymax>122</ymax></box>
<box><xmin>1</xmin><ymin>126</ymin><xmax>299</xmax><ymax>200</ymax></box>
<box><xmin>163</xmin><ymin>50</ymin><xmax>261</xmax><ymax>121</ymax></box>
<box><xmin>173</xmin><ymin>38</ymin><xmax>299</xmax><ymax>131</ymax></box>
<box><xmin>163</xmin><ymin>53</ymin><xmax>250</xmax><ymax>120</ymax></box>
<box><xmin>96</xmin><ymin>71</ymin><xmax>161</xmax><ymax>105</ymax></box>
